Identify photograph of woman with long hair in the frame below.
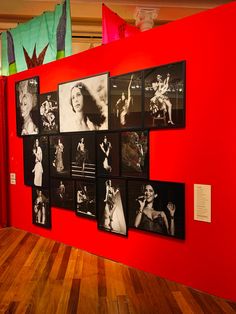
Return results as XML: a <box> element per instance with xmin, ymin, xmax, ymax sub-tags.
<box><xmin>32</xmin><ymin>138</ymin><xmax>43</xmax><ymax>187</ymax></box>
<box><xmin>59</xmin><ymin>73</ymin><xmax>108</xmax><ymax>132</ymax></box>
<box><xmin>32</xmin><ymin>187</ymin><xmax>51</xmax><ymax>228</ymax></box>
<box><xmin>50</xmin><ymin>135</ymin><xmax>71</xmax><ymax>178</ymax></box>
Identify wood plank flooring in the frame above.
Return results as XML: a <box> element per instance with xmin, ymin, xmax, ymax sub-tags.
<box><xmin>0</xmin><ymin>228</ymin><xmax>235</xmax><ymax>314</ymax></box>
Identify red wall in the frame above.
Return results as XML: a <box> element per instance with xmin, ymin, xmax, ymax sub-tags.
<box><xmin>7</xmin><ymin>2</ymin><xmax>236</xmax><ymax>302</ymax></box>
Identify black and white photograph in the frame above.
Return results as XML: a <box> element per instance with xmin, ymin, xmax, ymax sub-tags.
<box><xmin>109</xmin><ymin>71</ymin><xmax>142</xmax><ymax>130</ymax></box>
<box><xmin>49</xmin><ymin>135</ymin><xmax>71</xmax><ymax>178</ymax></box>
<box><xmin>32</xmin><ymin>187</ymin><xmax>51</xmax><ymax>228</ymax></box>
<box><xmin>15</xmin><ymin>77</ymin><xmax>40</xmax><ymax>136</ymax></box>
<box><xmin>59</xmin><ymin>73</ymin><xmax>108</xmax><ymax>133</ymax></box>
<box><xmin>39</xmin><ymin>91</ymin><xmax>59</xmax><ymax>134</ymax></box>
<box><xmin>50</xmin><ymin>178</ymin><xmax>75</xmax><ymax>210</ymax></box>
<box><xmin>128</xmin><ymin>180</ymin><xmax>185</xmax><ymax>239</ymax></box>
<box><xmin>71</xmin><ymin>133</ymin><xmax>96</xmax><ymax>179</ymax></box>
<box><xmin>121</xmin><ymin>130</ymin><xmax>148</xmax><ymax>178</ymax></box>
<box><xmin>97</xmin><ymin>178</ymin><xmax>127</xmax><ymax>236</ymax></box>
<box><xmin>75</xmin><ymin>180</ymin><xmax>96</xmax><ymax>218</ymax></box>
<box><xmin>96</xmin><ymin>132</ymin><xmax>120</xmax><ymax>177</ymax></box>
<box><xmin>144</xmin><ymin>61</ymin><xmax>185</xmax><ymax>129</ymax></box>
<box><xmin>23</xmin><ymin>136</ymin><xmax>49</xmax><ymax>187</ymax></box>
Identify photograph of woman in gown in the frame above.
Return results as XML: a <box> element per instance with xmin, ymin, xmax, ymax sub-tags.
<box><xmin>59</xmin><ymin>73</ymin><xmax>108</xmax><ymax>132</ymax></box>
<box><xmin>71</xmin><ymin>133</ymin><xmax>95</xmax><ymax>179</ymax></box>
<box><xmin>32</xmin><ymin>187</ymin><xmax>51</xmax><ymax>228</ymax></box>
<box><xmin>50</xmin><ymin>135</ymin><xmax>71</xmax><ymax>177</ymax></box>
<box><xmin>110</xmin><ymin>72</ymin><xmax>142</xmax><ymax>130</ymax></box>
<box><xmin>128</xmin><ymin>180</ymin><xmax>185</xmax><ymax>239</ymax></box>
<box><xmin>96</xmin><ymin>132</ymin><xmax>120</xmax><ymax>177</ymax></box>
<box><xmin>76</xmin><ymin>181</ymin><xmax>96</xmax><ymax>218</ymax></box>
<box><xmin>16</xmin><ymin>77</ymin><xmax>39</xmax><ymax>136</ymax></box>
<box><xmin>144</xmin><ymin>61</ymin><xmax>185</xmax><ymax>129</ymax></box>
<box><xmin>32</xmin><ymin>138</ymin><xmax>43</xmax><ymax>187</ymax></box>
<box><xmin>97</xmin><ymin>178</ymin><xmax>127</xmax><ymax>236</ymax></box>
<box><xmin>23</xmin><ymin>136</ymin><xmax>49</xmax><ymax>188</ymax></box>
<box><xmin>121</xmin><ymin>131</ymin><xmax>148</xmax><ymax>178</ymax></box>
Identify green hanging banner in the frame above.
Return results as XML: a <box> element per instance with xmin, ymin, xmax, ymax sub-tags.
<box><xmin>1</xmin><ymin>0</ymin><xmax>72</xmax><ymax>75</ymax></box>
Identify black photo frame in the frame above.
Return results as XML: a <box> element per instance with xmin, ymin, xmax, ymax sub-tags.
<box><xmin>23</xmin><ymin>135</ymin><xmax>49</xmax><ymax>188</ymax></box>
<box><xmin>96</xmin><ymin>131</ymin><xmax>120</xmax><ymax>177</ymax></box>
<box><xmin>59</xmin><ymin>73</ymin><xmax>109</xmax><ymax>133</ymax></box>
<box><xmin>121</xmin><ymin>130</ymin><xmax>149</xmax><ymax>178</ymax></box>
<box><xmin>50</xmin><ymin>178</ymin><xmax>75</xmax><ymax>210</ymax></box>
<box><xmin>109</xmin><ymin>71</ymin><xmax>143</xmax><ymax>130</ymax></box>
<box><xmin>71</xmin><ymin>132</ymin><xmax>96</xmax><ymax>179</ymax></box>
<box><xmin>143</xmin><ymin>61</ymin><xmax>186</xmax><ymax>129</ymax></box>
<box><xmin>32</xmin><ymin>187</ymin><xmax>51</xmax><ymax>229</ymax></box>
<box><xmin>75</xmin><ymin>179</ymin><xmax>96</xmax><ymax>219</ymax></box>
<box><xmin>127</xmin><ymin>179</ymin><xmax>185</xmax><ymax>239</ymax></box>
<box><xmin>49</xmin><ymin>135</ymin><xmax>71</xmax><ymax>178</ymax></box>
<box><xmin>39</xmin><ymin>91</ymin><xmax>59</xmax><ymax>134</ymax></box>
<box><xmin>15</xmin><ymin>76</ymin><xmax>40</xmax><ymax>137</ymax></box>
<box><xmin>97</xmin><ymin>178</ymin><xmax>127</xmax><ymax>236</ymax></box>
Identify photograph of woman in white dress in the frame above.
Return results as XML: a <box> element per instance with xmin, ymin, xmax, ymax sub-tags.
<box><xmin>16</xmin><ymin>77</ymin><xmax>39</xmax><ymax>136</ymax></box>
<box><xmin>59</xmin><ymin>73</ymin><xmax>108</xmax><ymax>132</ymax></box>
<box><xmin>23</xmin><ymin>136</ymin><xmax>49</xmax><ymax>188</ymax></box>
<box><xmin>97</xmin><ymin>178</ymin><xmax>127</xmax><ymax>236</ymax></box>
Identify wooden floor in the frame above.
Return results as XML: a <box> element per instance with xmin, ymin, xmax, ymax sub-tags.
<box><xmin>0</xmin><ymin>228</ymin><xmax>235</xmax><ymax>314</ymax></box>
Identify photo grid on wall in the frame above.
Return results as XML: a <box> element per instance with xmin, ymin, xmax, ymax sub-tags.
<box><xmin>16</xmin><ymin>61</ymin><xmax>186</xmax><ymax>239</ymax></box>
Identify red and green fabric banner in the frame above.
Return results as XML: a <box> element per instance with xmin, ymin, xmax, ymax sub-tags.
<box><xmin>102</xmin><ymin>3</ymin><xmax>140</xmax><ymax>45</ymax></box>
<box><xmin>1</xmin><ymin>0</ymin><xmax>72</xmax><ymax>75</ymax></box>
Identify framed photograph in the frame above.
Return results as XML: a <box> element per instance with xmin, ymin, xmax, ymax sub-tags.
<box><xmin>59</xmin><ymin>73</ymin><xmax>109</xmax><ymax>133</ymax></box>
<box><xmin>23</xmin><ymin>136</ymin><xmax>49</xmax><ymax>187</ymax></box>
<box><xmin>109</xmin><ymin>71</ymin><xmax>142</xmax><ymax>130</ymax></box>
<box><xmin>39</xmin><ymin>91</ymin><xmax>59</xmax><ymax>134</ymax></box>
<box><xmin>50</xmin><ymin>178</ymin><xmax>75</xmax><ymax>210</ymax></box>
<box><xmin>143</xmin><ymin>61</ymin><xmax>186</xmax><ymax>129</ymax></box>
<box><xmin>15</xmin><ymin>77</ymin><xmax>40</xmax><ymax>136</ymax></box>
<box><xmin>97</xmin><ymin>178</ymin><xmax>127</xmax><ymax>236</ymax></box>
<box><xmin>96</xmin><ymin>132</ymin><xmax>120</xmax><ymax>177</ymax></box>
<box><xmin>128</xmin><ymin>180</ymin><xmax>185</xmax><ymax>239</ymax></box>
<box><xmin>121</xmin><ymin>130</ymin><xmax>149</xmax><ymax>178</ymax></box>
<box><xmin>49</xmin><ymin>135</ymin><xmax>71</xmax><ymax>178</ymax></box>
<box><xmin>71</xmin><ymin>132</ymin><xmax>96</xmax><ymax>179</ymax></box>
<box><xmin>75</xmin><ymin>180</ymin><xmax>96</xmax><ymax>218</ymax></box>
<box><xmin>32</xmin><ymin>187</ymin><xmax>51</xmax><ymax>228</ymax></box>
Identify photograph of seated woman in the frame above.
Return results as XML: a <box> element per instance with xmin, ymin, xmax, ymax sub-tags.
<box><xmin>32</xmin><ymin>138</ymin><xmax>43</xmax><ymax>187</ymax></box>
<box><xmin>121</xmin><ymin>131</ymin><xmax>148</xmax><ymax>178</ymax></box>
<box><xmin>128</xmin><ymin>181</ymin><xmax>185</xmax><ymax>239</ymax></box>
<box><xmin>98</xmin><ymin>179</ymin><xmax>127</xmax><ymax>236</ymax></box>
<box><xmin>39</xmin><ymin>92</ymin><xmax>58</xmax><ymax>133</ymax></box>
<box><xmin>76</xmin><ymin>183</ymin><xmax>96</xmax><ymax>217</ymax></box>
<box><xmin>110</xmin><ymin>72</ymin><xmax>142</xmax><ymax>129</ymax></box>
<box><xmin>59</xmin><ymin>74</ymin><xmax>108</xmax><ymax>132</ymax></box>
<box><xmin>32</xmin><ymin>188</ymin><xmax>50</xmax><ymax>228</ymax></box>
<box><xmin>16</xmin><ymin>78</ymin><xmax>39</xmax><ymax>136</ymax></box>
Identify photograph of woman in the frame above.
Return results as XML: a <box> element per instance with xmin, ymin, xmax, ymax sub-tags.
<box><xmin>144</xmin><ymin>61</ymin><xmax>185</xmax><ymax>129</ymax></box>
<box><xmin>71</xmin><ymin>133</ymin><xmax>95</xmax><ymax>179</ymax></box>
<box><xmin>32</xmin><ymin>187</ymin><xmax>51</xmax><ymax>228</ymax></box>
<box><xmin>23</xmin><ymin>136</ymin><xmax>49</xmax><ymax>188</ymax></box>
<box><xmin>76</xmin><ymin>181</ymin><xmax>96</xmax><ymax>218</ymax></box>
<box><xmin>97</xmin><ymin>178</ymin><xmax>127</xmax><ymax>236</ymax></box>
<box><xmin>50</xmin><ymin>178</ymin><xmax>75</xmax><ymax>210</ymax></box>
<box><xmin>59</xmin><ymin>73</ymin><xmax>108</xmax><ymax>132</ymax></box>
<box><xmin>50</xmin><ymin>135</ymin><xmax>71</xmax><ymax>177</ymax></box>
<box><xmin>16</xmin><ymin>77</ymin><xmax>39</xmax><ymax>136</ymax></box>
<box><xmin>32</xmin><ymin>138</ymin><xmax>43</xmax><ymax>186</ymax></box>
<box><xmin>110</xmin><ymin>72</ymin><xmax>142</xmax><ymax>130</ymax></box>
<box><xmin>96</xmin><ymin>132</ymin><xmax>120</xmax><ymax>177</ymax></box>
<box><xmin>121</xmin><ymin>131</ymin><xmax>148</xmax><ymax>178</ymax></box>
<box><xmin>128</xmin><ymin>180</ymin><xmax>185</xmax><ymax>239</ymax></box>
<box><xmin>39</xmin><ymin>91</ymin><xmax>58</xmax><ymax>134</ymax></box>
